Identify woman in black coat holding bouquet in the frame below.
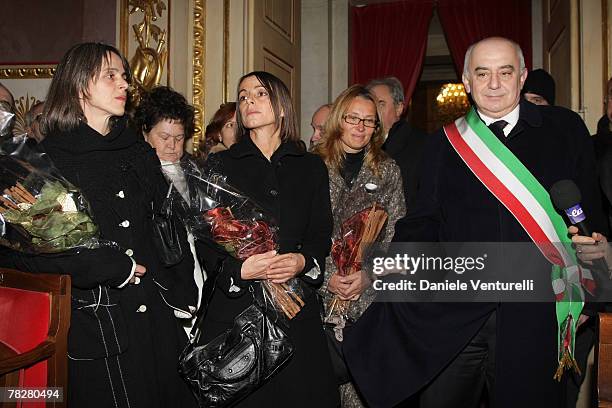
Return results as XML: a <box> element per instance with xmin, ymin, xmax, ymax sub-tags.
<box><xmin>196</xmin><ymin>71</ymin><xmax>339</xmax><ymax>407</ymax></box>
<box><xmin>0</xmin><ymin>43</ymin><xmax>197</xmax><ymax>408</ymax></box>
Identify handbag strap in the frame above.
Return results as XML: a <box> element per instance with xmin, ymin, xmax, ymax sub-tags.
<box><xmin>190</xmin><ymin>261</ymin><xmax>221</xmax><ymax>343</ymax></box>
<box><xmin>190</xmin><ymin>261</ymin><xmax>260</xmax><ymax>343</ymax></box>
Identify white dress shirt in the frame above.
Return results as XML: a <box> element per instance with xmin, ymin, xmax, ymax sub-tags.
<box><xmin>477</xmin><ymin>104</ymin><xmax>520</xmax><ymax>137</ymax></box>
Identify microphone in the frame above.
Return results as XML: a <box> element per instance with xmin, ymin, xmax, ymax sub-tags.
<box><xmin>550</xmin><ymin>179</ymin><xmax>610</xmax><ymax>274</ymax></box>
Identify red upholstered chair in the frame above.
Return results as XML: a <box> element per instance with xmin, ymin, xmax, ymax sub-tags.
<box><xmin>0</xmin><ymin>268</ymin><xmax>70</xmax><ymax>408</ymax></box>
<box><xmin>600</xmin><ymin>313</ymin><xmax>612</xmax><ymax>407</ymax></box>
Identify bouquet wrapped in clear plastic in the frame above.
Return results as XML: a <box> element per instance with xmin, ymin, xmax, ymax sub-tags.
<box><xmin>0</xmin><ymin>110</ymin><xmax>116</xmax><ymax>254</ymax></box>
<box><xmin>169</xmin><ymin>159</ymin><xmax>304</xmax><ymax>319</ymax></box>
<box><xmin>326</xmin><ymin>203</ymin><xmax>387</xmax><ymax>321</ymax></box>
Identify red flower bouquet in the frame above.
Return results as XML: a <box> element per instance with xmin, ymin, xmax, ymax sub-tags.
<box><xmin>168</xmin><ymin>160</ymin><xmax>304</xmax><ymax>319</ymax></box>
<box><xmin>326</xmin><ymin>204</ymin><xmax>387</xmax><ymax>321</ymax></box>
<box><xmin>204</xmin><ymin>207</ymin><xmax>277</xmax><ymax>260</ymax></box>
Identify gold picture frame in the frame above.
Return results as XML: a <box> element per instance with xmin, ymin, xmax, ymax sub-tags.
<box><xmin>0</xmin><ymin>66</ymin><xmax>56</xmax><ymax>80</ymax></box>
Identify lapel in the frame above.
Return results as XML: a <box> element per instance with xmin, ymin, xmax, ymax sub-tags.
<box><xmin>331</xmin><ymin>158</ymin><xmax>377</xmax><ymax>209</ymax></box>
<box><xmin>506</xmin><ymin>100</ymin><xmax>543</xmax><ymax>139</ymax></box>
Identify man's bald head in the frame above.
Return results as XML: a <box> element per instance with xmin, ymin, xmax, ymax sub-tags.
<box><xmin>462</xmin><ymin>37</ymin><xmax>528</xmax><ymax>119</ymax></box>
<box><xmin>310</xmin><ymin>104</ymin><xmax>331</xmax><ymax>148</ymax></box>
<box><xmin>463</xmin><ymin>37</ymin><xmax>526</xmax><ymax>78</ymax></box>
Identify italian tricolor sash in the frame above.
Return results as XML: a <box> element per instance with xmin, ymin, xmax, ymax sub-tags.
<box><xmin>443</xmin><ymin>107</ymin><xmax>591</xmax><ymax>379</ymax></box>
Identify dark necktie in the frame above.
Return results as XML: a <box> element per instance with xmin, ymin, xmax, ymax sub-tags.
<box><xmin>488</xmin><ymin>120</ymin><xmax>508</xmax><ymax>141</ymax></box>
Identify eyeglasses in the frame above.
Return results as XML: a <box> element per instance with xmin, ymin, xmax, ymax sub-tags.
<box><xmin>343</xmin><ymin>114</ymin><xmax>378</xmax><ymax>128</ymax></box>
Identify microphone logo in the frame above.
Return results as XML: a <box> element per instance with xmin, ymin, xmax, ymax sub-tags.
<box><xmin>571</xmin><ymin>208</ymin><xmax>583</xmax><ymax>217</ymax></box>
<box><xmin>564</xmin><ymin>204</ymin><xmax>586</xmax><ymax>224</ymax></box>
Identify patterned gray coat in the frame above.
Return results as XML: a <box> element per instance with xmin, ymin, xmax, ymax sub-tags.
<box><xmin>321</xmin><ymin>156</ymin><xmax>406</xmax><ymax>323</ymax></box>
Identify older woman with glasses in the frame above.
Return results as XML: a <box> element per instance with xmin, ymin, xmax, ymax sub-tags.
<box><xmin>315</xmin><ymin>84</ymin><xmax>405</xmax><ymax>407</ymax></box>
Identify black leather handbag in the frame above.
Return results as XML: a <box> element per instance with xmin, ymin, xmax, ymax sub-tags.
<box><xmin>179</xmin><ymin>290</ymin><xmax>294</xmax><ymax>407</ymax></box>
<box><xmin>151</xmin><ymin>184</ymin><xmax>184</xmax><ymax>266</ymax></box>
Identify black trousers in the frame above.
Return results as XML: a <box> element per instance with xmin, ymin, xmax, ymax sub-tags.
<box><xmin>419</xmin><ymin>311</ymin><xmax>497</xmax><ymax>408</ymax></box>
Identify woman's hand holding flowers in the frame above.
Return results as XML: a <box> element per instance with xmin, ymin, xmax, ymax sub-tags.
<box><xmin>267</xmin><ymin>253</ymin><xmax>305</xmax><ymax>284</ymax></box>
<box><xmin>344</xmin><ymin>269</ymin><xmax>371</xmax><ymax>300</ymax></box>
<box><xmin>328</xmin><ymin>269</ymin><xmax>370</xmax><ymax>300</ymax></box>
<box><xmin>327</xmin><ymin>273</ymin><xmax>349</xmax><ymax>300</ymax></box>
<box><xmin>240</xmin><ymin>250</ymin><xmax>278</xmax><ymax>280</ymax></box>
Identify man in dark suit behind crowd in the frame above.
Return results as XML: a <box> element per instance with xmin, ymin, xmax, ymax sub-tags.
<box><xmin>594</xmin><ymin>78</ymin><xmax>612</xmax><ymax>240</ymax></box>
<box><xmin>344</xmin><ymin>37</ymin><xmax>604</xmax><ymax>408</ymax></box>
<box><xmin>366</xmin><ymin>77</ymin><xmax>427</xmax><ymax>211</ymax></box>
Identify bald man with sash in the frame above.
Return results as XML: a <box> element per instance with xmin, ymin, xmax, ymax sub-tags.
<box><xmin>344</xmin><ymin>37</ymin><xmax>605</xmax><ymax>408</ymax></box>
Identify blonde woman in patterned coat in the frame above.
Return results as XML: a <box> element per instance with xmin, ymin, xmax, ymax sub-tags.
<box><xmin>315</xmin><ymin>84</ymin><xmax>406</xmax><ymax>407</ymax></box>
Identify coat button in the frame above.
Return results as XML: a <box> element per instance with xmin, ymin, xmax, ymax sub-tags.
<box><xmin>137</xmin><ymin>305</ymin><xmax>147</xmax><ymax>313</ymax></box>
<box><xmin>270</xmin><ymin>189</ymin><xmax>278</xmax><ymax>197</ymax></box>
<box><xmin>116</xmin><ymin>190</ymin><xmax>125</xmax><ymax>198</ymax></box>
<box><xmin>125</xmin><ymin>249</ymin><xmax>134</xmax><ymax>257</ymax></box>
<box><xmin>296</xmin><ymin>243</ymin><xmax>303</xmax><ymax>250</ymax></box>
<box><xmin>119</xmin><ymin>220</ymin><xmax>130</xmax><ymax>228</ymax></box>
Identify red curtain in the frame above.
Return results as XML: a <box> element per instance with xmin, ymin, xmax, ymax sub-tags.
<box><xmin>437</xmin><ymin>0</ymin><xmax>532</xmax><ymax>76</ymax></box>
<box><xmin>351</xmin><ymin>0</ymin><xmax>434</xmax><ymax>103</ymax></box>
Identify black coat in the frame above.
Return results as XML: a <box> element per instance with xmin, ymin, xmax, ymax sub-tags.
<box><xmin>382</xmin><ymin>120</ymin><xmax>427</xmax><ymax>212</ymax></box>
<box><xmin>0</xmin><ymin>119</ymin><xmax>197</xmax><ymax>408</ymax></box>
<box><xmin>196</xmin><ymin>136</ymin><xmax>340</xmax><ymax>407</ymax></box>
<box><xmin>343</xmin><ymin>101</ymin><xmax>605</xmax><ymax>407</ymax></box>
<box><xmin>593</xmin><ymin>115</ymin><xmax>612</xmax><ymax>232</ymax></box>
<box><xmin>592</xmin><ymin>114</ymin><xmax>612</xmax><ymax>159</ymax></box>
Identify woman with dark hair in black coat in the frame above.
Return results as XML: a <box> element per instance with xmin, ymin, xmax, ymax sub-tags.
<box><xmin>133</xmin><ymin>85</ymin><xmax>207</xmax><ymax>334</ymax></box>
<box><xmin>196</xmin><ymin>71</ymin><xmax>339</xmax><ymax>407</ymax></box>
<box><xmin>0</xmin><ymin>43</ymin><xmax>197</xmax><ymax>408</ymax></box>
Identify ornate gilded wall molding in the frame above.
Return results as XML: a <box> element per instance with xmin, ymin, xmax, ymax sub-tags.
<box><xmin>192</xmin><ymin>0</ymin><xmax>205</xmax><ymax>152</ymax></box>
<box><xmin>223</xmin><ymin>0</ymin><xmax>230</xmax><ymax>103</ymax></box>
<box><xmin>0</xmin><ymin>66</ymin><xmax>55</xmax><ymax>79</ymax></box>
<box><xmin>129</xmin><ymin>0</ymin><xmax>168</xmax><ymax>93</ymax></box>
<box><xmin>119</xmin><ymin>0</ymin><xmax>205</xmax><ymax>153</ymax></box>
<box><xmin>118</xmin><ymin>0</ymin><xmax>169</xmax><ymax>105</ymax></box>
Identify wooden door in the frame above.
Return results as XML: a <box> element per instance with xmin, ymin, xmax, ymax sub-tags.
<box><xmin>247</xmin><ymin>0</ymin><xmax>301</xmax><ymax>118</ymax></box>
<box><xmin>543</xmin><ymin>0</ymin><xmax>577</xmax><ymax>110</ymax></box>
